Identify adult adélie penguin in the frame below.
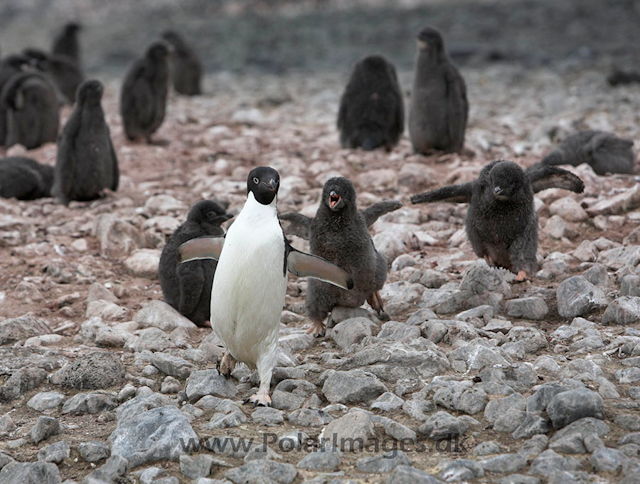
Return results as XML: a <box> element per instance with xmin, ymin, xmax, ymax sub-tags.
<box><xmin>178</xmin><ymin>166</ymin><xmax>353</xmax><ymax>406</ymax></box>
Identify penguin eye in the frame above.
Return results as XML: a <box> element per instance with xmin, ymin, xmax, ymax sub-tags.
<box><xmin>253</xmin><ymin>177</ymin><xmax>259</xmax><ymax>184</ymax></box>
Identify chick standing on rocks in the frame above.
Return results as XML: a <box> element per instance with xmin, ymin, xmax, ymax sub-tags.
<box><xmin>539</xmin><ymin>130</ymin><xmax>635</xmax><ymax>175</ymax></box>
<box><xmin>411</xmin><ymin>160</ymin><xmax>584</xmax><ymax>281</ymax></box>
<box><xmin>53</xmin><ymin>80</ymin><xmax>119</xmax><ymax>206</ymax></box>
<box><xmin>159</xmin><ymin>200</ymin><xmax>233</xmax><ymax>327</ymax></box>
<box><xmin>0</xmin><ymin>157</ymin><xmax>53</xmax><ymax>200</ymax></box>
<box><xmin>280</xmin><ymin>177</ymin><xmax>402</xmax><ymax>336</ymax></box>
<box><xmin>0</xmin><ymin>71</ymin><xmax>59</xmax><ymax>149</ymax></box>
<box><xmin>162</xmin><ymin>30</ymin><xmax>202</xmax><ymax>96</ymax></box>
<box><xmin>337</xmin><ymin>54</ymin><xmax>404</xmax><ymax>151</ymax></box>
<box><xmin>51</xmin><ymin>22</ymin><xmax>82</xmax><ymax>66</ymax></box>
<box><xmin>408</xmin><ymin>26</ymin><xmax>468</xmax><ymax>154</ymax></box>
<box><xmin>120</xmin><ymin>41</ymin><xmax>170</xmax><ymax>143</ymax></box>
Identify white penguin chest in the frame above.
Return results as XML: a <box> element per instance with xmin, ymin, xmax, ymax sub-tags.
<box><xmin>209</xmin><ymin>195</ymin><xmax>287</xmax><ymax>363</ymax></box>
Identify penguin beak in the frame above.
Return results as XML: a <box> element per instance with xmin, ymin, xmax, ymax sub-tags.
<box><xmin>494</xmin><ymin>185</ymin><xmax>510</xmax><ymax>200</ymax></box>
<box><xmin>328</xmin><ymin>191</ymin><xmax>342</xmax><ymax>210</ymax></box>
<box><xmin>261</xmin><ymin>179</ymin><xmax>277</xmax><ymax>192</ymax></box>
<box><xmin>225</xmin><ymin>213</ymin><xmax>234</xmax><ymax>220</ymax></box>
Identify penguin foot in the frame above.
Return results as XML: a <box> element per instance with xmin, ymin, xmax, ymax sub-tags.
<box><xmin>219</xmin><ymin>352</ymin><xmax>237</xmax><ymax>378</ymax></box>
<box><xmin>306</xmin><ymin>321</ymin><xmax>326</xmax><ymax>338</ymax></box>
<box><xmin>515</xmin><ymin>271</ymin><xmax>528</xmax><ymax>283</ymax></box>
<box><xmin>367</xmin><ymin>291</ymin><xmax>385</xmax><ymax>315</ymax></box>
<box><xmin>248</xmin><ymin>390</ymin><xmax>271</xmax><ymax>407</ymax></box>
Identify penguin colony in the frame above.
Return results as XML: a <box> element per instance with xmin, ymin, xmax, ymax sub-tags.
<box><xmin>0</xmin><ymin>21</ymin><xmax>635</xmax><ymax>406</ymax></box>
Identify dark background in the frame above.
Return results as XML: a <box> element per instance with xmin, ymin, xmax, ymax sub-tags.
<box><xmin>1</xmin><ymin>0</ymin><xmax>638</xmax><ymax>75</ymax></box>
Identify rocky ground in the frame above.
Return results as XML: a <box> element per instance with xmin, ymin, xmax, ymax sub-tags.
<box><xmin>2</xmin><ymin>22</ymin><xmax>640</xmax><ymax>484</ymax></box>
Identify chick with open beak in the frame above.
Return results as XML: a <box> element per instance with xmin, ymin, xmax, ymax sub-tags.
<box><xmin>301</xmin><ymin>177</ymin><xmax>392</xmax><ymax>336</ymax></box>
<box><xmin>328</xmin><ymin>190</ymin><xmax>343</xmax><ymax>210</ymax></box>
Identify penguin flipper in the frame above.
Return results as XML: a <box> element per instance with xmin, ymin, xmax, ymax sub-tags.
<box><xmin>527</xmin><ymin>166</ymin><xmax>585</xmax><ymax>194</ymax></box>
<box><xmin>410</xmin><ymin>182</ymin><xmax>473</xmax><ymax>204</ymax></box>
<box><xmin>279</xmin><ymin>212</ymin><xmax>312</xmax><ymax>240</ymax></box>
<box><xmin>361</xmin><ymin>200</ymin><xmax>403</xmax><ymax>227</ymax></box>
<box><xmin>286</xmin><ymin>247</ymin><xmax>354</xmax><ymax>291</ymax></box>
<box><xmin>178</xmin><ymin>236</ymin><xmax>225</xmax><ymax>263</ymax></box>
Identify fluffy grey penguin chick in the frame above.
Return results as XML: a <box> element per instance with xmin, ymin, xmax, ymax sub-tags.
<box><xmin>0</xmin><ymin>71</ymin><xmax>59</xmax><ymax>149</ymax></box>
<box><xmin>159</xmin><ymin>200</ymin><xmax>233</xmax><ymax>327</ymax></box>
<box><xmin>120</xmin><ymin>41</ymin><xmax>170</xmax><ymax>143</ymax></box>
<box><xmin>53</xmin><ymin>79</ymin><xmax>119</xmax><ymax>205</ymax></box>
<box><xmin>337</xmin><ymin>54</ymin><xmax>404</xmax><ymax>151</ymax></box>
<box><xmin>280</xmin><ymin>177</ymin><xmax>402</xmax><ymax>336</ymax></box>
<box><xmin>539</xmin><ymin>130</ymin><xmax>634</xmax><ymax>176</ymax></box>
<box><xmin>178</xmin><ymin>167</ymin><xmax>353</xmax><ymax>406</ymax></box>
<box><xmin>162</xmin><ymin>30</ymin><xmax>202</xmax><ymax>96</ymax></box>
<box><xmin>0</xmin><ymin>157</ymin><xmax>53</xmax><ymax>200</ymax></box>
<box><xmin>408</xmin><ymin>26</ymin><xmax>468</xmax><ymax>154</ymax></box>
<box><xmin>411</xmin><ymin>160</ymin><xmax>584</xmax><ymax>281</ymax></box>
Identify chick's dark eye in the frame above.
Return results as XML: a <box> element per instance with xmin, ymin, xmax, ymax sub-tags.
<box><xmin>253</xmin><ymin>177</ymin><xmax>259</xmax><ymax>184</ymax></box>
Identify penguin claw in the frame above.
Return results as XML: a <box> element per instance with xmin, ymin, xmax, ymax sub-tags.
<box><xmin>515</xmin><ymin>271</ymin><xmax>528</xmax><ymax>283</ymax></box>
<box><xmin>248</xmin><ymin>391</ymin><xmax>271</xmax><ymax>407</ymax></box>
<box><xmin>219</xmin><ymin>352</ymin><xmax>236</xmax><ymax>378</ymax></box>
<box><xmin>306</xmin><ymin>321</ymin><xmax>326</xmax><ymax>337</ymax></box>
<box><xmin>367</xmin><ymin>291</ymin><xmax>385</xmax><ymax>314</ymax></box>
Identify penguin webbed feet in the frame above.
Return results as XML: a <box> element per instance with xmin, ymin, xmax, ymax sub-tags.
<box><xmin>218</xmin><ymin>352</ymin><xmax>236</xmax><ymax>379</ymax></box>
<box><xmin>514</xmin><ymin>270</ymin><xmax>528</xmax><ymax>283</ymax></box>
<box><xmin>367</xmin><ymin>291</ymin><xmax>385</xmax><ymax>314</ymax></box>
<box><xmin>306</xmin><ymin>320</ymin><xmax>326</xmax><ymax>338</ymax></box>
<box><xmin>246</xmin><ymin>389</ymin><xmax>272</xmax><ymax>407</ymax></box>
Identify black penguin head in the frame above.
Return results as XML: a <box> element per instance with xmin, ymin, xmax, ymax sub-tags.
<box><xmin>147</xmin><ymin>41</ymin><xmax>171</xmax><ymax>61</ymax></box>
<box><xmin>76</xmin><ymin>79</ymin><xmax>103</xmax><ymax>105</ymax></box>
<box><xmin>161</xmin><ymin>31</ymin><xmax>183</xmax><ymax>48</ymax></box>
<box><xmin>488</xmin><ymin>161</ymin><xmax>527</xmax><ymax>201</ymax></box>
<box><xmin>64</xmin><ymin>22</ymin><xmax>82</xmax><ymax>34</ymax></box>
<box><xmin>357</xmin><ymin>55</ymin><xmax>389</xmax><ymax>73</ymax></box>
<box><xmin>247</xmin><ymin>166</ymin><xmax>280</xmax><ymax>205</ymax></box>
<box><xmin>188</xmin><ymin>200</ymin><xmax>234</xmax><ymax>227</ymax></box>
<box><xmin>322</xmin><ymin>177</ymin><xmax>357</xmax><ymax>213</ymax></box>
<box><xmin>416</xmin><ymin>27</ymin><xmax>445</xmax><ymax>54</ymax></box>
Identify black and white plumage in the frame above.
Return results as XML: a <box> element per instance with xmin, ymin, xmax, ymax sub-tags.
<box><xmin>51</xmin><ymin>22</ymin><xmax>82</xmax><ymax>66</ymax></box>
<box><xmin>337</xmin><ymin>55</ymin><xmax>404</xmax><ymax>151</ymax></box>
<box><xmin>159</xmin><ymin>200</ymin><xmax>233</xmax><ymax>327</ymax></box>
<box><xmin>23</xmin><ymin>48</ymin><xmax>83</xmax><ymax>104</ymax></box>
<box><xmin>53</xmin><ymin>80</ymin><xmax>118</xmax><ymax>205</ymax></box>
<box><xmin>0</xmin><ymin>157</ymin><xmax>53</xmax><ymax>200</ymax></box>
<box><xmin>178</xmin><ymin>167</ymin><xmax>353</xmax><ymax>406</ymax></box>
<box><xmin>408</xmin><ymin>26</ymin><xmax>468</xmax><ymax>154</ymax></box>
<box><xmin>280</xmin><ymin>177</ymin><xmax>402</xmax><ymax>336</ymax></box>
<box><xmin>0</xmin><ymin>71</ymin><xmax>59</xmax><ymax>149</ymax></box>
<box><xmin>539</xmin><ymin>130</ymin><xmax>635</xmax><ymax>176</ymax></box>
<box><xmin>120</xmin><ymin>41</ymin><xmax>170</xmax><ymax>143</ymax></box>
<box><xmin>411</xmin><ymin>160</ymin><xmax>585</xmax><ymax>280</ymax></box>
<box><xmin>162</xmin><ymin>31</ymin><xmax>202</xmax><ymax>96</ymax></box>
